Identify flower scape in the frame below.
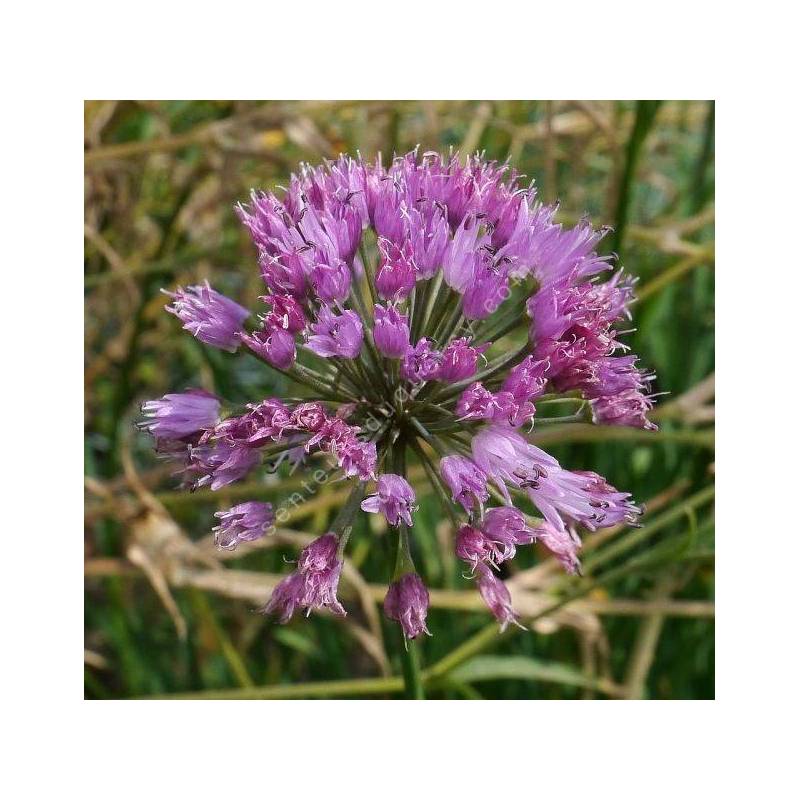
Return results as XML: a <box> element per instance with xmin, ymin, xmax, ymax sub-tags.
<box><xmin>140</xmin><ymin>149</ymin><xmax>656</xmax><ymax>641</ymax></box>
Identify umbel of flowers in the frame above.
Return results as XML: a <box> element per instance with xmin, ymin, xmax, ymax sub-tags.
<box><xmin>141</xmin><ymin>149</ymin><xmax>655</xmax><ymax>640</ymax></box>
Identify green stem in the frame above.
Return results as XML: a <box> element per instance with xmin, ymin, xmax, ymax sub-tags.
<box><xmin>336</xmin><ymin>356</ymin><xmax>377</xmax><ymax>401</ymax></box>
<box><xmin>409</xmin><ymin>417</ymin><xmax>447</xmax><ymax>456</ymax></box>
<box><xmin>330</xmin><ymin>480</ymin><xmax>368</xmax><ymax>534</ymax></box>
<box><xmin>427</xmin><ymin>284</ymin><xmax>458</xmax><ymax>341</ymax></box>
<box><xmin>411</xmin><ymin>438</ymin><xmax>461</xmax><ymax>532</ymax></box>
<box><xmin>610</xmin><ymin>100</ymin><xmax>662</xmax><ymax>257</ymax></box>
<box><xmin>435</xmin><ymin>304</ymin><xmax>465</xmax><ymax>347</ymax></box>
<box><xmin>398</xmin><ymin>634</ymin><xmax>425</xmax><ymax>700</ymax></box>
<box><xmin>244</xmin><ymin>344</ymin><xmax>356</xmax><ymax>402</ymax></box>
<box><xmin>363</xmin><ymin>329</ymin><xmax>394</xmax><ymax>397</ymax></box>
<box><xmin>689</xmin><ymin>100</ymin><xmax>715</xmax><ymax>214</ymax></box>
<box><xmin>416</xmin><ymin>271</ymin><xmax>443</xmax><ymax>339</ymax></box>
<box><xmin>391</xmin><ymin>442</ymin><xmax>425</xmax><ymax>700</ymax></box>
<box><xmin>432</xmin><ymin>294</ymin><xmax>463</xmax><ymax>345</ymax></box>
<box><xmin>358</xmin><ymin>239</ymin><xmax>378</xmax><ymax>307</ymax></box>
<box><xmin>347</xmin><ymin>255</ymin><xmax>372</xmax><ymax>322</ymax></box>
<box><xmin>473</xmin><ymin>300</ymin><xmax>530</xmax><ymax>344</ymax></box>
<box><xmin>150</xmin><ymin>675</ymin><xmax>406</xmax><ymax>700</ymax></box>
<box><xmin>410</xmin><ymin>279</ymin><xmax>427</xmax><ymax>341</ymax></box>
<box><xmin>636</xmin><ymin>253</ymin><xmax>709</xmax><ymax>303</ymax></box>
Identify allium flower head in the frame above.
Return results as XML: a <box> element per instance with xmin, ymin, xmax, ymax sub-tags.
<box><xmin>501</xmin><ymin>355</ymin><xmax>548</xmax><ymax>402</ymax></box>
<box><xmin>443</xmin><ymin>215</ymin><xmax>485</xmax><ymax>292</ymax></box>
<box><xmin>142</xmin><ymin>148</ymin><xmax>656</xmax><ymax>637</ymax></box>
<box><xmin>185</xmin><ymin>440</ymin><xmax>260</xmax><ymax>491</ymax></box>
<box><xmin>455</xmin><ymin>383</ymin><xmax>534</xmax><ymax>427</ymax></box>
<box><xmin>406</xmin><ymin>202</ymin><xmax>449</xmax><ymax>279</ymax></box>
<box><xmin>455</xmin><ymin>524</ymin><xmax>491</xmax><ymax>571</ymax></box>
<box><xmin>455</xmin><ymin>508</ymin><xmax>535</xmax><ymax>572</ymax></box>
<box><xmin>480</xmin><ymin>506</ymin><xmax>536</xmax><ymax>562</ymax></box>
<box><xmin>264</xmin><ymin>294</ymin><xmax>306</xmax><ymax>333</ymax></box>
<box><xmin>533</xmin><ymin>522</ymin><xmax>583</xmax><ymax>575</ymax></box>
<box><xmin>311</xmin><ymin>259</ymin><xmax>351</xmax><ymax>303</ymax></box>
<box><xmin>471</xmin><ymin>424</ymin><xmax>640</xmax><ymax>533</ymax></box>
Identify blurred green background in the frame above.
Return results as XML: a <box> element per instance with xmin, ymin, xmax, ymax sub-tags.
<box><xmin>84</xmin><ymin>100</ymin><xmax>714</xmax><ymax>699</ymax></box>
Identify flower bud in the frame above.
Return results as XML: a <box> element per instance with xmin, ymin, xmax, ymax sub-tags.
<box><xmin>241</xmin><ymin>325</ymin><xmax>296</xmax><ymax>369</ymax></box>
<box><xmin>373</xmin><ymin>304</ymin><xmax>410</xmax><ymax>358</ymax></box>
<box><xmin>439</xmin><ymin>455</ymin><xmax>488</xmax><ymax>512</ymax></box>
<box><xmin>476</xmin><ymin>565</ymin><xmax>523</xmax><ymax>632</ymax></box>
<box><xmin>213</xmin><ymin>501</ymin><xmax>274</xmax><ymax>550</ymax></box>
<box><xmin>164</xmin><ymin>282</ymin><xmax>249</xmax><ymax>351</ymax></box>
<box><xmin>361</xmin><ymin>474</ymin><xmax>416</xmax><ymax>527</ymax></box>
<box><xmin>384</xmin><ymin>573</ymin><xmax>430</xmax><ymax>640</ymax></box>
<box><xmin>262</xmin><ymin>533</ymin><xmax>346</xmax><ymax>622</ymax></box>
<box><xmin>433</xmin><ymin>338</ymin><xmax>488</xmax><ymax>382</ymax></box>
<box><xmin>376</xmin><ymin>238</ymin><xmax>416</xmax><ymax>300</ymax></box>
<box><xmin>140</xmin><ymin>389</ymin><xmax>220</xmax><ymax>442</ymax></box>
<box><xmin>306</xmin><ymin>306</ymin><xmax>364</xmax><ymax>359</ymax></box>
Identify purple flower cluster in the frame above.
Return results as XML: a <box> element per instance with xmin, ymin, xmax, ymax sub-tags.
<box><xmin>470</xmin><ymin>425</ymin><xmax>640</xmax><ymax>533</ymax></box>
<box><xmin>144</xmin><ymin>149</ymin><xmax>656</xmax><ymax>637</ymax></box>
<box><xmin>456</xmin><ymin>508</ymin><xmax>536</xmax><ymax>572</ymax></box>
<box><xmin>527</xmin><ymin>271</ymin><xmax>656</xmax><ymax>429</ymax></box>
<box><xmin>455</xmin><ymin>355</ymin><xmax>549</xmax><ymax>427</ymax></box>
<box><xmin>188</xmin><ymin>399</ymin><xmax>378</xmax><ymax>489</ymax></box>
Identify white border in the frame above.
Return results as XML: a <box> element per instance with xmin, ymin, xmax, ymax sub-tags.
<box><xmin>3</xmin><ymin>0</ymin><xmax>797</xmax><ymax>796</ymax></box>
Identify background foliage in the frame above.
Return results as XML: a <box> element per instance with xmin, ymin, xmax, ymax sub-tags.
<box><xmin>84</xmin><ymin>100</ymin><xmax>714</xmax><ymax>699</ymax></box>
